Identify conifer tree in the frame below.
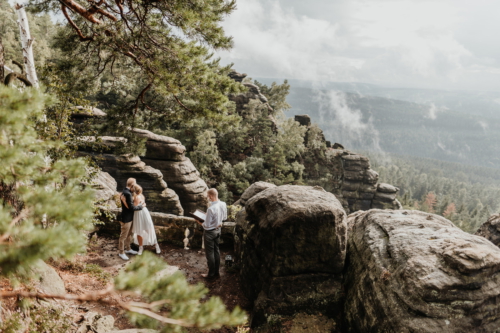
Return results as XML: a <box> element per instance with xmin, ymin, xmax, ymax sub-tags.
<box><xmin>0</xmin><ymin>86</ymin><xmax>246</xmax><ymax>332</ymax></box>
<box><xmin>26</xmin><ymin>0</ymin><xmax>242</xmax><ymax>132</ymax></box>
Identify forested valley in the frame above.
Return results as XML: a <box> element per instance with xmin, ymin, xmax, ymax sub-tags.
<box><xmin>364</xmin><ymin>152</ymin><xmax>500</xmax><ymax>233</ymax></box>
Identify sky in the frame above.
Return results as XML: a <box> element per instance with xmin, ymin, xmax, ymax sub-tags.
<box><xmin>217</xmin><ymin>0</ymin><xmax>500</xmax><ymax>92</ymax></box>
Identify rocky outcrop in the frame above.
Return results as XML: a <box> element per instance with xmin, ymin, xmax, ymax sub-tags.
<box><xmin>345</xmin><ymin>209</ymin><xmax>500</xmax><ymax>332</ymax></box>
<box><xmin>475</xmin><ymin>214</ymin><xmax>500</xmax><ymax>247</ymax></box>
<box><xmin>30</xmin><ymin>260</ymin><xmax>66</xmax><ymax>295</ymax></box>
<box><xmin>237</xmin><ymin>181</ymin><xmax>276</xmax><ymax>206</ymax></box>
<box><xmin>235</xmin><ymin>185</ymin><xmax>347</xmax><ymax>328</ymax></box>
<box><xmin>341</xmin><ymin>152</ymin><xmax>401</xmax><ymax>211</ymax></box>
<box><xmin>228</xmin><ymin>71</ymin><xmax>272</xmax><ymax>114</ymax></box>
<box><xmin>133</xmin><ymin>129</ymin><xmax>210</xmax><ymax>213</ymax></box>
<box><xmin>292</xmin><ymin>115</ymin><xmax>402</xmax><ymax>213</ymax></box>
<box><xmin>76</xmin><ymin>311</ymin><xmax>114</xmax><ymax>333</ymax></box>
<box><xmin>92</xmin><ymin>171</ymin><xmax>119</xmax><ymax>208</ymax></box>
<box><xmin>81</xmin><ymin>129</ymin><xmax>208</xmax><ymax>214</ymax></box>
<box><xmin>82</xmin><ymin>152</ymin><xmax>184</xmax><ymax>215</ymax></box>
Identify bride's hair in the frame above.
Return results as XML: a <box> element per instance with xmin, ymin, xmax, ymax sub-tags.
<box><xmin>132</xmin><ymin>184</ymin><xmax>143</xmax><ymax>197</ymax></box>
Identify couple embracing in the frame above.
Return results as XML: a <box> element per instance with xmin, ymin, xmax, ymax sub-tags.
<box><xmin>118</xmin><ymin>178</ymin><xmax>161</xmax><ymax>260</ymax></box>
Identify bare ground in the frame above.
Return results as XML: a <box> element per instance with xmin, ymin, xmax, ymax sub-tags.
<box><xmin>56</xmin><ymin>235</ymin><xmax>251</xmax><ymax>332</ymax></box>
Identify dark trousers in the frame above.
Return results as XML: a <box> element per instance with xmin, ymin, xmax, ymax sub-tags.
<box><xmin>204</xmin><ymin>229</ymin><xmax>220</xmax><ymax>277</ymax></box>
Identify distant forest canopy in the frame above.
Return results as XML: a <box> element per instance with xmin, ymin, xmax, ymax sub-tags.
<box><xmin>255</xmin><ymin>78</ymin><xmax>500</xmax><ymax>170</ymax></box>
<box><xmin>365</xmin><ymin>152</ymin><xmax>500</xmax><ymax>233</ymax></box>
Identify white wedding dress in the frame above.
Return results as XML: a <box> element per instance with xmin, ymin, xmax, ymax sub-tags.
<box><xmin>132</xmin><ymin>201</ymin><xmax>158</xmax><ymax>246</ymax></box>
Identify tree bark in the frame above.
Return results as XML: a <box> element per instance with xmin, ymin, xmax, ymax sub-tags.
<box><xmin>0</xmin><ymin>35</ymin><xmax>4</xmax><ymax>85</ymax></box>
<box><xmin>15</xmin><ymin>4</ymin><xmax>39</xmax><ymax>88</ymax></box>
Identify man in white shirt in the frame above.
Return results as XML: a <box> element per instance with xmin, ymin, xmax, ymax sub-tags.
<box><xmin>197</xmin><ymin>188</ymin><xmax>227</xmax><ymax>279</ymax></box>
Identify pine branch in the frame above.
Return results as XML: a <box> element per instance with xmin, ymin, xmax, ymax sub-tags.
<box><xmin>0</xmin><ymin>286</ymin><xmax>195</xmax><ymax>328</ymax></box>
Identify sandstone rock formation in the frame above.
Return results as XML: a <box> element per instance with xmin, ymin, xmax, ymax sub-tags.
<box><xmin>340</xmin><ymin>151</ymin><xmax>402</xmax><ymax>211</ymax></box>
<box><xmin>237</xmin><ymin>181</ymin><xmax>276</xmax><ymax>206</ymax></box>
<box><xmin>291</xmin><ymin>115</ymin><xmax>402</xmax><ymax>213</ymax></box>
<box><xmin>228</xmin><ymin>71</ymin><xmax>273</xmax><ymax>114</ymax></box>
<box><xmin>345</xmin><ymin>209</ymin><xmax>500</xmax><ymax>332</ymax></box>
<box><xmin>235</xmin><ymin>185</ymin><xmax>347</xmax><ymax>327</ymax></box>
<box><xmin>82</xmin><ymin>152</ymin><xmax>184</xmax><ymax>215</ymax></box>
<box><xmin>92</xmin><ymin>171</ymin><xmax>119</xmax><ymax>208</ymax></box>
<box><xmin>475</xmin><ymin>214</ymin><xmax>500</xmax><ymax>247</ymax></box>
<box><xmin>76</xmin><ymin>311</ymin><xmax>115</xmax><ymax>333</ymax></box>
<box><xmin>80</xmin><ymin>128</ymin><xmax>208</xmax><ymax>215</ymax></box>
<box><xmin>130</xmin><ymin>129</ymin><xmax>210</xmax><ymax>213</ymax></box>
<box><xmin>30</xmin><ymin>260</ymin><xmax>66</xmax><ymax>295</ymax></box>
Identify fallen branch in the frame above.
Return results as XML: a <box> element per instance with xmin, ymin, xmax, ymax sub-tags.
<box><xmin>0</xmin><ymin>286</ymin><xmax>194</xmax><ymax>328</ymax></box>
<box><xmin>0</xmin><ymin>208</ymin><xmax>29</xmax><ymax>243</ymax></box>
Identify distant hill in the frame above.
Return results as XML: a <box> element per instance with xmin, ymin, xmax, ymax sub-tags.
<box><xmin>255</xmin><ymin>79</ymin><xmax>500</xmax><ymax>169</ymax></box>
<box><xmin>256</xmin><ymin>78</ymin><xmax>500</xmax><ymax>119</ymax></box>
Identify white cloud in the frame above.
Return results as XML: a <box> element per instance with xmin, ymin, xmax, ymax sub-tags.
<box><xmin>314</xmin><ymin>90</ymin><xmax>382</xmax><ymax>151</ymax></box>
<box><xmin>218</xmin><ymin>0</ymin><xmax>500</xmax><ymax>91</ymax></box>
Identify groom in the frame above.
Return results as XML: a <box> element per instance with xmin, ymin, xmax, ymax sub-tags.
<box><xmin>118</xmin><ymin>178</ymin><xmax>143</xmax><ymax>260</ymax></box>
<box><xmin>197</xmin><ymin>188</ymin><xmax>227</xmax><ymax>279</ymax></box>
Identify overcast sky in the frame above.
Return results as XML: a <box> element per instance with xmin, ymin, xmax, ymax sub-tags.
<box><xmin>217</xmin><ymin>0</ymin><xmax>500</xmax><ymax>92</ymax></box>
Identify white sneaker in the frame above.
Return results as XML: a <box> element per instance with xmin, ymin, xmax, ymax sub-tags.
<box><xmin>155</xmin><ymin>244</ymin><xmax>161</xmax><ymax>254</ymax></box>
<box><xmin>119</xmin><ymin>253</ymin><xmax>129</xmax><ymax>261</ymax></box>
<box><xmin>138</xmin><ymin>246</ymin><xmax>144</xmax><ymax>255</ymax></box>
<box><xmin>125</xmin><ymin>249</ymin><xmax>138</xmax><ymax>255</ymax></box>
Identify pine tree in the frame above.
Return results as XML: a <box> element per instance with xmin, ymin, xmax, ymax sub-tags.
<box><xmin>0</xmin><ymin>86</ymin><xmax>246</xmax><ymax>332</ymax></box>
<box><xmin>26</xmin><ymin>0</ymin><xmax>242</xmax><ymax>133</ymax></box>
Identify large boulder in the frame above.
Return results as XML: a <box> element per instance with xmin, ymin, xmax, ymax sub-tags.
<box><xmin>344</xmin><ymin>209</ymin><xmax>500</xmax><ymax>333</ymax></box>
<box><xmin>238</xmin><ymin>181</ymin><xmax>276</xmax><ymax>206</ymax></box>
<box><xmin>236</xmin><ymin>185</ymin><xmax>347</xmax><ymax>328</ymax></box>
<box><xmin>475</xmin><ymin>214</ymin><xmax>500</xmax><ymax>247</ymax></box>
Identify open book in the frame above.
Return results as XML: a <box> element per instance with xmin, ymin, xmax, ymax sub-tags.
<box><xmin>188</xmin><ymin>209</ymin><xmax>206</xmax><ymax>222</ymax></box>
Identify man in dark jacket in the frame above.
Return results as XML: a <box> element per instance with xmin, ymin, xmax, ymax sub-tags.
<box><xmin>118</xmin><ymin>178</ymin><xmax>143</xmax><ymax>260</ymax></box>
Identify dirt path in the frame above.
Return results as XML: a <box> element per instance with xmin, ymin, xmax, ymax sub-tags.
<box><xmin>54</xmin><ymin>235</ymin><xmax>250</xmax><ymax>331</ymax></box>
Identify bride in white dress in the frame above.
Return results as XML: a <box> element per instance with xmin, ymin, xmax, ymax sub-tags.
<box><xmin>131</xmin><ymin>185</ymin><xmax>161</xmax><ymax>255</ymax></box>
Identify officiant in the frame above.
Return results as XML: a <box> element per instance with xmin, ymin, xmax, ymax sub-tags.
<box><xmin>196</xmin><ymin>188</ymin><xmax>227</xmax><ymax>280</ymax></box>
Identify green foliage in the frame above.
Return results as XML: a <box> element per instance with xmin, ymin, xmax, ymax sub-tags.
<box><xmin>366</xmin><ymin>152</ymin><xmax>500</xmax><ymax>233</ymax></box>
<box><xmin>0</xmin><ymin>86</ymin><xmax>95</xmax><ymax>279</ymax></box>
<box><xmin>114</xmin><ymin>252</ymin><xmax>247</xmax><ymax>332</ymax></box>
<box><xmin>0</xmin><ymin>304</ymin><xmax>72</xmax><ymax>333</ymax></box>
<box><xmin>227</xmin><ymin>205</ymin><xmax>242</xmax><ymax>221</ymax></box>
<box><xmin>35</xmin><ymin>65</ymin><xmax>100</xmax><ymax>161</ymax></box>
<box><xmin>24</xmin><ymin>0</ymin><xmax>243</xmax><ymax>154</ymax></box>
<box><xmin>160</xmin><ymin>80</ymin><xmax>310</xmax><ymax>200</ymax></box>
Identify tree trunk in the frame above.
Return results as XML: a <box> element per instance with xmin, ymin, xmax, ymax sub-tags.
<box><xmin>0</xmin><ymin>35</ymin><xmax>4</xmax><ymax>85</ymax></box>
<box><xmin>15</xmin><ymin>4</ymin><xmax>38</xmax><ymax>88</ymax></box>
